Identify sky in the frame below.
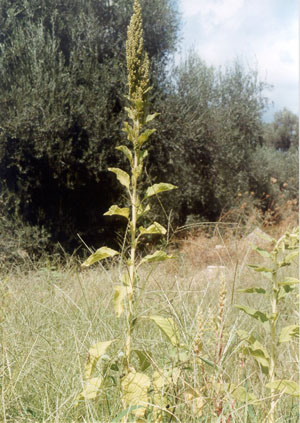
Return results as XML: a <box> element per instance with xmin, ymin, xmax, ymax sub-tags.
<box><xmin>177</xmin><ymin>0</ymin><xmax>298</xmax><ymax>121</ymax></box>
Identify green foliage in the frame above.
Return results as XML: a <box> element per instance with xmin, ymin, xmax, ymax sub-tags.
<box><xmin>236</xmin><ymin>227</ymin><xmax>299</xmax><ymax>423</ymax></box>
<box><xmin>0</xmin><ymin>0</ymin><xmax>180</xmax><ymax>250</ymax></box>
<box><xmin>0</xmin><ymin>0</ymin><xmax>297</xmax><ymax>265</ymax></box>
<box><xmin>78</xmin><ymin>2</ymin><xmax>179</xmax><ymax>419</ymax></box>
<box><xmin>248</xmin><ymin>145</ymin><xmax>299</xmax><ymax>222</ymax></box>
<box><xmin>264</xmin><ymin>108</ymin><xmax>299</xmax><ymax>151</ymax></box>
<box><xmin>149</xmin><ymin>53</ymin><xmax>269</xmax><ymax>225</ymax></box>
<box><xmin>0</xmin><ymin>190</ymin><xmax>51</xmax><ymax>264</ymax></box>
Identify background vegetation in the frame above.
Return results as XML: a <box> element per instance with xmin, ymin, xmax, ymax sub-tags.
<box><xmin>0</xmin><ymin>1</ymin><xmax>298</xmax><ymax>422</ymax></box>
<box><xmin>0</xmin><ymin>0</ymin><xmax>298</xmax><ymax>257</ymax></box>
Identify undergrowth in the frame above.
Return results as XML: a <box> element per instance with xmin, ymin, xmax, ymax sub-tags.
<box><xmin>0</xmin><ymin>223</ymin><xmax>298</xmax><ymax>422</ymax></box>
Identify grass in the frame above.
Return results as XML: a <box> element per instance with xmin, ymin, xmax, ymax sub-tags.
<box><xmin>0</xmin><ymin>222</ymin><xmax>298</xmax><ymax>422</ymax></box>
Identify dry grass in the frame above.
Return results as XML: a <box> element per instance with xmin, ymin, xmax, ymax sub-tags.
<box><xmin>0</xmin><ymin>220</ymin><xmax>298</xmax><ymax>422</ymax></box>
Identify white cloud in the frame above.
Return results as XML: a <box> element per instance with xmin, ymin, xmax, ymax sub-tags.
<box><xmin>179</xmin><ymin>0</ymin><xmax>298</xmax><ymax>115</ymax></box>
<box><xmin>181</xmin><ymin>0</ymin><xmax>243</xmax><ymax>20</ymax></box>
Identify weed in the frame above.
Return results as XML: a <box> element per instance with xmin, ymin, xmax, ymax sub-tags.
<box><xmin>77</xmin><ymin>1</ymin><xmax>178</xmax><ymax>420</ymax></box>
<box><xmin>236</xmin><ymin>227</ymin><xmax>299</xmax><ymax>422</ymax></box>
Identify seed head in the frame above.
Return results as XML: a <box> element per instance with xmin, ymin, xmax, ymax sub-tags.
<box><xmin>126</xmin><ymin>0</ymin><xmax>150</xmax><ymax>103</ymax></box>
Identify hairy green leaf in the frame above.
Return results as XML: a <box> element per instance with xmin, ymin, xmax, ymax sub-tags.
<box><xmin>146</xmin><ymin>183</ymin><xmax>177</xmax><ymax>198</ymax></box>
<box><xmin>266</xmin><ymin>380</ymin><xmax>299</xmax><ymax>397</ymax></box>
<box><xmin>148</xmin><ymin>315</ymin><xmax>180</xmax><ymax>346</ymax></box>
<box><xmin>248</xmin><ymin>265</ymin><xmax>273</xmax><ymax>273</ymax></box>
<box><xmin>145</xmin><ymin>112</ymin><xmax>159</xmax><ymax>123</ymax></box>
<box><xmin>235</xmin><ymin>305</ymin><xmax>269</xmax><ymax>325</ymax></box>
<box><xmin>140</xmin><ymin>250</ymin><xmax>175</xmax><ymax>265</ymax></box>
<box><xmin>139</xmin><ymin>222</ymin><xmax>167</xmax><ymax>236</ymax></box>
<box><xmin>279</xmin><ymin>325</ymin><xmax>299</xmax><ymax>343</ymax></box>
<box><xmin>138</xmin><ymin>128</ymin><xmax>156</xmax><ymax>146</ymax></box>
<box><xmin>82</xmin><ymin>247</ymin><xmax>119</xmax><ymax>267</ymax></box>
<box><xmin>247</xmin><ymin>340</ymin><xmax>270</xmax><ymax>374</ymax></box>
<box><xmin>237</xmin><ymin>331</ymin><xmax>270</xmax><ymax>374</ymax></box>
<box><xmin>104</xmin><ymin>205</ymin><xmax>129</xmax><ymax>219</ymax></box>
<box><xmin>85</xmin><ymin>340</ymin><xmax>115</xmax><ymax>378</ymax></box>
<box><xmin>108</xmin><ymin>167</ymin><xmax>130</xmax><ymax>190</ymax></box>
<box><xmin>138</xmin><ymin>149</ymin><xmax>148</xmax><ymax>163</ymax></box>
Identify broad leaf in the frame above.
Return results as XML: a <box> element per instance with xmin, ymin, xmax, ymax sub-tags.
<box><xmin>279</xmin><ymin>325</ymin><xmax>299</xmax><ymax>343</ymax></box>
<box><xmin>108</xmin><ymin>167</ymin><xmax>130</xmax><ymax>190</ymax></box>
<box><xmin>278</xmin><ymin>285</ymin><xmax>295</xmax><ymax>301</ymax></box>
<box><xmin>248</xmin><ymin>265</ymin><xmax>273</xmax><ymax>274</ymax></box>
<box><xmin>237</xmin><ymin>287</ymin><xmax>266</xmax><ymax>294</ymax></box>
<box><xmin>145</xmin><ymin>112</ymin><xmax>159</xmax><ymax>123</ymax></box>
<box><xmin>78</xmin><ymin>377</ymin><xmax>102</xmax><ymax>400</ymax></box>
<box><xmin>235</xmin><ymin>305</ymin><xmax>269</xmax><ymax>326</ymax></box>
<box><xmin>247</xmin><ymin>340</ymin><xmax>270</xmax><ymax>374</ymax></box>
<box><xmin>132</xmin><ymin>350</ymin><xmax>152</xmax><ymax>371</ymax></box>
<box><xmin>146</xmin><ymin>183</ymin><xmax>177</xmax><ymax>198</ymax></box>
<box><xmin>266</xmin><ymin>380</ymin><xmax>299</xmax><ymax>397</ymax></box>
<box><xmin>140</xmin><ymin>250</ymin><xmax>175</xmax><ymax>265</ymax></box>
<box><xmin>138</xmin><ymin>129</ymin><xmax>156</xmax><ymax>146</ymax></box>
<box><xmin>82</xmin><ymin>247</ymin><xmax>119</xmax><ymax>267</ymax></box>
<box><xmin>237</xmin><ymin>331</ymin><xmax>270</xmax><ymax>374</ymax></box>
<box><xmin>149</xmin><ymin>315</ymin><xmax>180</xmax><ymax>346</ymax></box>
<box><xmin>85</xmin><ymin>340</ymin><xmax>115</xmax><ymax>378</ymax></box>
<box><xmin>138</xmin><ymin>149</ymin><xmax>148</xmax><ymax>162</ymax></box>
<box><xmin>104</xmin><ymin>205</ymin><xmax>129</xmax><ymax>219</ymax></box>
<box><xmin>116</xmin><ymin>145</ymin><xmax>133</xmax><ymax>165</ymax></box>
<box><xmin>139</xmin><ymin>222</ymin><xmax>167</xmax><ymax>236</ymax></box>
<box><xmin>121</xmin><ymin>372</ymin><xmax>150</xmax><ymax>418</ymax></box>
<box><xmin>113</xmin><ymin>285</ymin><xmax>129</xmax><ymax>318</ymax></box>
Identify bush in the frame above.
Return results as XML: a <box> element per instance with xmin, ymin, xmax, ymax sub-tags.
<box><xmin>248</xmin><ymin>146</ymin><xmax>299</xmax><ymax>222</ymax></box>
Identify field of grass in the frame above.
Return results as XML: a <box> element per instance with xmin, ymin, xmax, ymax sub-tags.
<box><xmin>0</xmin><ymin>221</ymin><xmax>298</xmax><ymax>422</ymax></box>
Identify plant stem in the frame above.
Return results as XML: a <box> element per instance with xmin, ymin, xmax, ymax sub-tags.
<box><xmin>268</xmin><ymin>252</ymin><xmax>278</xmax><ymax>423</ymax></box>
<box><xmin>124</xmin><ymin>127</ymin><xmax>140</xmax><ymax>374</ymax></box>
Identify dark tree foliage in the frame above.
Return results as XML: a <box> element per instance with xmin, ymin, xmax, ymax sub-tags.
<box><xmin>0</xmin><ymin>1</ymin><xmax>278</xmax><ymax>255</ymax></box>
<box><xmin>263</xmin><ymin>108</ymin><xmax>299</xmax><ymax>151</ymax></box>
<box><xmin>148</xmin><ymin>54</ymin><xmax>268</xmax><ymax>226</ymax></box>
<box><xmin>0</xmin><ymin>0</ymin><xmax>180</xmax><ymax>251</ymax></box>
